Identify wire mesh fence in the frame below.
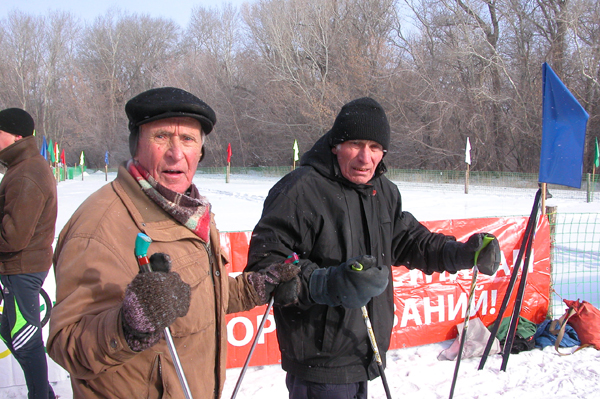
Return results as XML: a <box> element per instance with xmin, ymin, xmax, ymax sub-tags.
<box><xmin>198</xmin><ymin>166</ymin><xmax>599</xmax><ymax>201</ymax></box>
<box><xmin>547</xmin><ymin>211</ymin><xmax>600</xmax><ymax>317</ymax></box>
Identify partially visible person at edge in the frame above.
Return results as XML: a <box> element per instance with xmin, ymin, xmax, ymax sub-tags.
<box><xmin>47</xmin><ymin>87</ymin><xmax>300</xmax><ymax>398</ymax></box>
<box><xmin>245</xmin><ymin>97</ymin><xmax>502</xmax><ymax>399</ymax></box>
<box><xmin>0</xmin><ymin>108</ymin><xmax>58</xmax><ymax>399</ymax></box>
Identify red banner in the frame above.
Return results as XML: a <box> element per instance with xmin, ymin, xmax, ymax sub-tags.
<box><xmin>221</xmin><ymin>216</ymin><xmax>551</xmax><ymax>368</ymax></box>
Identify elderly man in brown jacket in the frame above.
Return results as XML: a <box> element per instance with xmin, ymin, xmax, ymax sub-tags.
<box><xmin>0</xmin><ymin>108</ymin><xmax>58</xmax><ymax>399</ymax></box>
<box><xmin>48</xmin><ymin>87</ymin><xmax>300</xmax><ymax>398</ymax></box>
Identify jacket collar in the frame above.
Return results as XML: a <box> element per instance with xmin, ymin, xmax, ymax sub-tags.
<box><xmin>0</xmin><ymin>136</ymin><xmax>40</xmax><ymax>168</ymax></box>
<box><xmin>115</xmin><ymin>163</ymin><xmax>171</xmax><ymax>223</ymax></box>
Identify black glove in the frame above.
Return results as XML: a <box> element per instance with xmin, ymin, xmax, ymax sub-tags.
<box><xmin>122</xmin><ymin>253</ymin><xmax>191</xmax><ymax>352</ymax></box>
<box><xmin>309</xmin><ymin>255</ymin><xmax>389</xmax><ymax>308</ymax></box>
<box><xmin>442</xmin><ymin>233</ymin><xmax>501</xmax><ymax>276</ymax></box>
<box><xmin>247</xmin><ymin>261</ymin><xmax>301</xmax><ymax>306</ymax></box>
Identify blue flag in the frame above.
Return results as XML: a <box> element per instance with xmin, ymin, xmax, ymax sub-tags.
<box><xmin>539</xmin><ymin>62</ymin><xmax>589</xmax><ymax>188</ymax></box>
<box><xmin>105</xmin><ymin>151</ymin><xmax>109</xmax><ymax>165</ymax></box>
<box><xmin>41</xmin><ymin>136</ymin><xmax>48</xmax><ymax>160</ymax></box>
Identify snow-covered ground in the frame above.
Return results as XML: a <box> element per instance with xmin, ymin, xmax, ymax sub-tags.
<box><xmin>2</xmin><ymin>170</ymin><xmax>599</xmax><ymax>399</ymax></box>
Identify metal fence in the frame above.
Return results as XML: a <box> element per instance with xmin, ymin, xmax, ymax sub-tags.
<box><xmin>547</xmin><ymin>211</ymin><xmax>600</xmax><ymax>317</ymax></box>
<box><xmin>198</xmin><ymin>166</ymin><xmax>599</xmax><ymax>201</ymax></box>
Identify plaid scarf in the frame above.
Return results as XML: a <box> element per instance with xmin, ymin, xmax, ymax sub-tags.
<box><xmin>127</xmin><ymin>159</ymin><xmax>211</xmax><ymax>243</ymax></box>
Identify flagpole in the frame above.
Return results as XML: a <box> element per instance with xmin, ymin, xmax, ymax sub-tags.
<box><xmin>465</xmin><ymin>164</ymin><xmax>469</xmax><ymax>194</ymax></box>
<box><xmin>541</xmin><ymin>183</ymin><xmax>547</xmax><ymax>214</ymax></box>
<box><xmin>226</xmin><ymin>143</ymin><xmax>232</xmax><ymax>183</ymax></box>
<box><xmin>592</xmin><ymin>165</ymin><xmax>596</xmax><ymax>202</ymax></box>
<box><xmin>292</xmin><ymin>139</ymin><xmax>299</xmax><ymax>171</ymax></box>
<box><xmin>80</xmin><ymin>151</ymin><xmax>85</xmax><ymax>181</ymax></box>
<box><xmin>593</xmin><ymin>137</ymin><xmax>597</xmax><ymax>200</ymax></box>
<box><xmin>464</xmin><ymin>137</ymin><xmax>471</xmax><ymax>194</ymax></box>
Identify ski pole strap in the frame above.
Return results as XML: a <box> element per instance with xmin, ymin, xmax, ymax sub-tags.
<box><xmin>551</xmin><ymin>307</ymin><xmax>589</xmax><ymax>355</ymax></box>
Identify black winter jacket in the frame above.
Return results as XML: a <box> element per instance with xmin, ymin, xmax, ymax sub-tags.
<box><xmin>246</xmin><ymin>132</ymin><xmax>456</xmax><ymax>384</ymax></box>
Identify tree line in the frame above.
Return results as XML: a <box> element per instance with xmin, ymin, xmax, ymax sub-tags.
<box><xmin>0</xmin><ymin>0</ymin><xmax>598</xmax><ymax>172</ymax></box>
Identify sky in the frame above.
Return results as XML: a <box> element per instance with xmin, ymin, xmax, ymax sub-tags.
<box><xmin>0</xmin><ymin>0</ymin><xmax>254</xmax><ymax>29</ymax></box>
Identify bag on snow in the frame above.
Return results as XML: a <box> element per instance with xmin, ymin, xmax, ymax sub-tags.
<box><xmin>438</xmin><ymin>317</ymin><xmax>501</xmax><ymax>361</ymax></box>
<box><xmin>558</xmin><ymin>299</ymin><xmax>600</xmax><ymax>351</ymax></box>
<box><xmin>494</xmin><ymin>316</ymin><xmax>537</xmax><ymax>354</ymax></box>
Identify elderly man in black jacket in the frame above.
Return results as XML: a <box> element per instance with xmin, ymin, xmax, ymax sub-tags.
<box><xmin>245</xmin><ymin>97</ymin><xmax>501</xmax><ymax>399</ymax></box>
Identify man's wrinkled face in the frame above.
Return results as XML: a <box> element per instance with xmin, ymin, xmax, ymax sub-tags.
<box><xmin>135</xmin><ymin>117</ymin><xmax>203</xmax><ymax>193</ymax></box>
<box><xmin>332</xmin><ymin>140</ymin><xmax>385</xmax><ymax>185</ymax></box>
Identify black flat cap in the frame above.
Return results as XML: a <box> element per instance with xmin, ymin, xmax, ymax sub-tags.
<box><xmin>125</xmin><ymin>87</ymin><xmax>216</xmax><ymax>134</ymax></box>
<box><xmin>0</xmin><ymin>108</ymin><xmax>35</xmax><ymax>137</ymax></box>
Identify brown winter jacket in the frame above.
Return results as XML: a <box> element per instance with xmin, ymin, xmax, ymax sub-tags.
<box><xmin>47</xmin><ymin>164</ymin><xmax>262</xmax><ymax>399</ymax></box>
<box><xmin>0</xmin><ymin>136</ymin><xmax>57</xmax><ymax>275</ymax></box>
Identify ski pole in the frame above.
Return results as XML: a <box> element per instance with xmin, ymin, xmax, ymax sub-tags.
<box><xmin>135</xmin><ymin>233</ymin><xmax>193</xmax><ymax>399</ymax></box>
<box><xmin>231</xmin><ymin>253</ymin><xmax>300</xmax><ymax>399</ymax></box>
<box><xmin>478</xmin><ymin>189</ymin><xmax>541</xmax><ymax>370</ymax></box>
<box><xmin>500</xmin><ymin>202</ymin><xmax>540</xmax><ymax>371</ymax></box>
<box><xmin>351</xmin><ymin>263</ymin><xmax>393</xmax><ymax>399</ymax></box>
<box><xmin>361</xmin><ymin>306</ymin><xmax>393</xmax><ymax>399</ymax></box>
<box><xmin>448</xmin><ymin>235</ymin><xmax>495</xmax><ymax>399</ymax></box>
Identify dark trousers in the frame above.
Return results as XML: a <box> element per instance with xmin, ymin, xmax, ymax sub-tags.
<box><xmin>286</xmin><ymin>373</ymin><xmax>368</xmax><ymax>399</ymax></box>
<box><xmin>1</xmin><ymin>272</ymin><xmax>54</xmax><ymax>399</ymax></box>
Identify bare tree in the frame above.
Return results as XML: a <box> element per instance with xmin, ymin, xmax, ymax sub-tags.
<box><xmin>74</xmin><ymin>9</ymin><xmax>180</xmax><ymax>166</ymax></box>
<box><xmin>0</xmin><ymin>11</ymin><xmax>80</xmax><ymax>162</ymax></box>
<box><xmin>0</xmin><ymin>1</ymin><xmax>596</xmax><ymax>171</ymax></box>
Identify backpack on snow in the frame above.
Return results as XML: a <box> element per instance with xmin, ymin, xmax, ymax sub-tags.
<box><xmin>552</xmin><ymin>299</ymin><xmax>600</xmax><ymax>352</ymax></box>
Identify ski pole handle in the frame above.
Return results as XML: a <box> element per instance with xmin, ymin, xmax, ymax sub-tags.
<box><xmin>473</xmin><ymin>234</ymin><xmax>495</xmax><ymax>267</ymax></box>
<box><xmin>285</xmin><ymin>252</ymin><xmax>300</xmax><ymax>265</ymax></box>
<box><xmin>135</xmin><ymin>233</ymin><xmax>152</xmax><ymax>272</ymax></box>
<box><xmin>351</xmin><ymin>262</ymin><xmax>364</xmax><ymax>271</ymax></box>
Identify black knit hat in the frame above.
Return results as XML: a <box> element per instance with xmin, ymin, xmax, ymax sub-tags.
<box><xmin>328</xmin><ymin>97</ymin><xmax>390</xmax><ymax>151</ymax></box>
<box><xmin>126</xmin><ymin>87</ymin><xmax>216</xmax><ymax>156</ymax></box>
<box><xmin>0</xmin><ymin>108</ymin><xmax>35</xmax><ymax>137</ymax></box>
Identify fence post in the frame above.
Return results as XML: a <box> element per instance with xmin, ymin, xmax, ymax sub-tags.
<box><xmin>587</xmin><ymin>173</ymin><xmax>592</xmax><ymax>203</ymax></box>
<box><xmin>545</xmin><ymin>205</ymin><xmax>558</xmax><ymax>318</ymax></box>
